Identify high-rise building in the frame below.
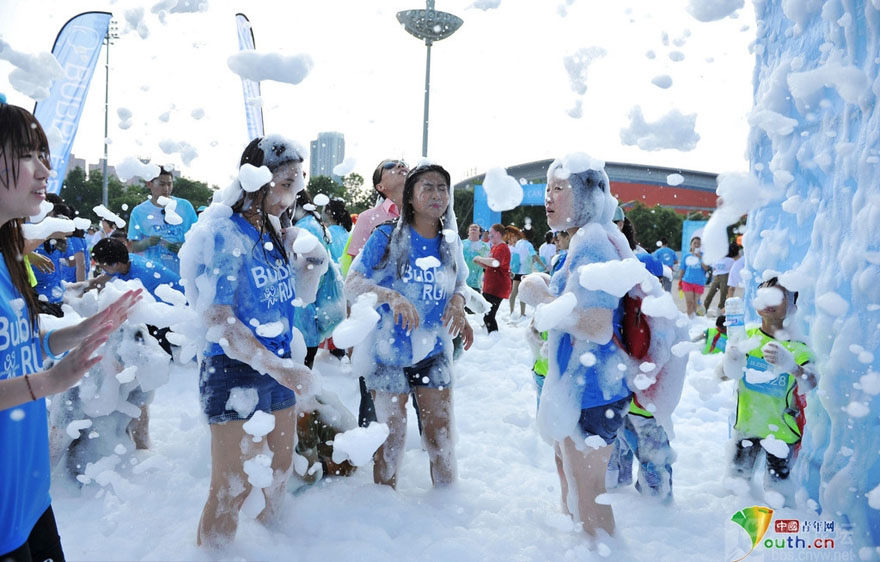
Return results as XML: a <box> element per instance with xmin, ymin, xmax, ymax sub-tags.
<box><xmin>309</xmin><ymin>132</ymin><xmax>345</xmax><ymax>184</ymax></box>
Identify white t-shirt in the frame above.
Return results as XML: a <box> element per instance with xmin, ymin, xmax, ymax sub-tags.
<box><xmin>712</xmin><ymin>257</ymin><xmax>735</xmax><ymax>276</ymax></box>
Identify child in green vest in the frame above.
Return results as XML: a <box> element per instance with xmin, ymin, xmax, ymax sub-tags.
<box><xmin>718</xmin><ymin>277</ymin><xmax>816</xmax><ymax>503</ymax></box>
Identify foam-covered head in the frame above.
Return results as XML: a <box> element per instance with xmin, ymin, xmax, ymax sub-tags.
<box><xmin>547</xmin><ymin>154</ymin><xmax>616</xmax><ymax>227</ymax></box>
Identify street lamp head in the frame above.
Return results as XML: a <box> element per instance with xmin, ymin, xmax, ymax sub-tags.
<box><xmin>397</xmin><ymin>7</ymin><xmax>462</xmax><ymax>43</ymax></box>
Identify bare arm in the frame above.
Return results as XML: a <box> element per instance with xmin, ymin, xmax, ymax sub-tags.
<box><xmin>344</xmin><ymin>268</ymin><xmax>420</xmax><ymax>332</ymax></box>
<box><xmin>562</xmin><ymin>307</ymin><xmax>614</xmax><ymax>344</ymax></box>
<box><xmin>205</xmin><ymin>304</ymin><xmax>312</xmax><ymax>395</ymax></box>
<box><xmin>0</xmin><ymin>322</ymin><xmax>114</xmax><ymax>410</ymax></box>
<box><xmin>44</xmin><ymin>289</ymin><xmax>143</xmax><ymax>357</ymax></box>
<box><xmin>74</xmin><ymin>251</ymin><xmax>86</xmax><ymax>282</ymax></box>
<box><xmin>129</xmin><ymin>236</ymin><xmax>161</xmax><ymax>253</ymax></box>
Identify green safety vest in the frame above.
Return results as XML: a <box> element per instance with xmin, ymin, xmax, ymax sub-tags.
<box><xmin>703</xmin><ymin>327</ymin><xmax>728</xmax><ymax>354</ymax></box>
<box><xmin>24</xmin><ymin>254</ymin><xmax>36</xmax><ymax>287</ymax></box>
<box><xmin>533</xmin><ymin>331</ymin><xmax>549</xmax><ymax>377</ymax></box>
<box><xmin>734</xmin><ymin>327</ymin><xmax>813</xmax><ymax>444</ymax></box>
<box><xmin>339</xmin><ymin>235</ymin><xmax>353</xmax><ymax>277</ymax></box>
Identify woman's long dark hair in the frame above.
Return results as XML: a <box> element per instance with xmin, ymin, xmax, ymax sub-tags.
<box><xmin>291</xmin><ymin>189</ymin><xmax>331</xmax><ymax>246</ymax></box>
<box><xmin>326</xmin><ymin>198</ymin><xmax>352</xmax><ymax>231</ymax></box>
<box><xmin>0</xmin><ymin>103</ymin><xmax>50</xmax><ymax>327</ymax></box>
<box><xmin>376</xmin><ymin>164</ymin><xmax>458</xmax><ymax>279</ymax></box>
<box><xmin>232</xmin><ymin>137</ymin><xmax>302</xmax><ymax>264</ymax></box>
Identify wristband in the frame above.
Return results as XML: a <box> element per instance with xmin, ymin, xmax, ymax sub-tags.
<box><xmin>42</xmin><ymin>330</ymin><xmax>68</xmax><ymax>361</ymax></box>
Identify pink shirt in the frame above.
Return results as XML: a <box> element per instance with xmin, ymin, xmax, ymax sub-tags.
<box><xmin>347</xmin><ymin>198</ymin><xmax>400</xmax><ymax>257</ymax></box>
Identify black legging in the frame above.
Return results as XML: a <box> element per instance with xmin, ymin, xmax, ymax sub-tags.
<box><xmin>1</xmin><ymin>506</ymin><xmax>65</xmax><ymax>562</ymax></box>
<box><xmin>483</xmin><ymin>293</ymin><xmax>504</xmax><ymax>333</ymax></box>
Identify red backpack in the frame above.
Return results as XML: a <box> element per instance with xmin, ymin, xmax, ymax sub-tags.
<box><xmin>617</xmin><ymin>294</ymin><xmax>651</xmax><ymax>360</ymax></box>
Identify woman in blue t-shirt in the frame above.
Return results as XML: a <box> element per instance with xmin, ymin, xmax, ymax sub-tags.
<box><xmin>677</xmin><ymin>236</ymin><xmax>710</xmax><ymax>319</ymax></box>
<box><xmin>516</xmin><ymin>157</ymin><xmax>633</xmax><ymax>539</ymax></box>
<box><xmin>179</xmin><ymin>135</ymin><xmax>324</xmax><ymax>549</ymax></box>
<box><xmin>345</xmin><ymin>163</ymin><xmax>473</xmax><ymax>488</ymax></box>
<box><xmin>0</xmin><ymin>102</ymin><xmax>141</xmax><ymax>562</ymax></box>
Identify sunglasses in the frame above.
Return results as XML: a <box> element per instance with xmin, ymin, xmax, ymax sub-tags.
<box><xmin>381</xmin><ymin>160</ymin><xmax>407</xmax><ymax>171</ymax></box>
<box><xmin>373</xmin><ymin>160</ymin><xmax>409</xmax><ymax>186</ymax></box>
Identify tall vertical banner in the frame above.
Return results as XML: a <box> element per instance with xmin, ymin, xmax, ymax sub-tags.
<box><xmin>235</xmin><ymin>13</ymin><xmax>264</xmax><ymax>140</ymax></box>
<box><xmin>33</xmin><ymin>11</ymin><xmax>112</xmax><ymax>195</ymax></box>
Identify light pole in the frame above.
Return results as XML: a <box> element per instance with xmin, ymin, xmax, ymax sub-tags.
<box><xmin>397</xmin><ymin>1</ymin><xmax>462</xmax><ymax>157</ymax></box>
<box><xmin>101</xmin><ymin>21</ymin><xmax>119</xmax><ymax>207</ymax></box>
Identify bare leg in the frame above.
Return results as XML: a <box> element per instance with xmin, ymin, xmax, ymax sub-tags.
<box><xmin>554</xmin><ymin>443</ymin><xmax>571</xmax><ymax>517</ymax></box>
<box><xmin>372</xmin><ymin>391</ymin><xmax>409</xmax><ymax>488</ymax></box>
<box><xmin>684</xmin><ymin>291</ymin><xmax>697</xmax><ymax>318</ymax></box>
<box><xmin>560</xmin><ymin>437</ymin><xmax>615</xmax><ymax>537</ymax></box>
<box><xmin>258</xmin><ymin>406</ymin><xmax>296</xmax><ymax>528</ymax></box>
<box><xmin>197</xmin><ymin>420</ymin><xmax>260</xmax><ymax>548</ymax></box>
<box><xmin>520</xmin><ymin>299</ymin><xmax>527</xmax><ymax>317</ymax></box>
<box><xmin>129</xmin><ymin>405</ymin><xmax>151</xmax><ymax>450</ymax></box>
<box><xmin>509</xmin><ymin>279</ymin><xmax>521</xmax><ymax>315</ymax></box>
<box><xmin>413</xmin><ymin>386</ymin><xmax>456</xmax><ymax>486</ymax></box>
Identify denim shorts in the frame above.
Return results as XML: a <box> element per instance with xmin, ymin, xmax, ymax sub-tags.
<box><xmin>577</xmin><ymin>395</ymin><xmax>632</xmax><ymax>445</ymax></box>
<box><xmin>366</xmin><ymin>352</ymin><xmax>452</xmax><ymax>394</ymax></box>
<box><xmin>199</xmin><ymin>354</ymin><xmax>297</xmax><ymax>424</ymax></box>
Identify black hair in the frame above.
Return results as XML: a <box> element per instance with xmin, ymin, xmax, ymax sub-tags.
<box><xmin>326</xmin><ymin>198</ymin><xmax>352</xmax><ymax>231</ymax></box>
<box><xmin>659</xmin><ymin>237</ymin><xmax>668</xmax><ymax>246</ymax></box>
<box><xmin>232</xmin><ymin>137</ymin><xmax>304</xmax><ymax>265</ymax></box>
<box><xmin>0</xmin><ymin>103</ymin><xmax>51</xmax><ymax>327</ymax></box>
<box><xmin>292</xmin><ymin>189</ymin><xmax>331</xmax><ymax>246</ymax></box>
<box><xmin>401</xmin><ymin>163</ymin><xmax>451</xmax><ymax>225</ymax></box>
<box><xmin>622</xmin><ymin>217</ymin><xmax>638</xmax><ymax>251</ymax></box>
<box><xmin>544</xmin><ymin>231</ymin><xmax>554</xmax><ymax>244</ymax></box>
<box><xmin>375</xmin><ymin>163</ymin><xmax>458</xmax><ymax>279</ymax></box>
<box><xmin>92</xmin><ymin>237</ymin><xmax>130</xmax><ymax>266</ymax></box>
<box><xmin>727</xmin><ymin>242</ymin><xmax>740</xmax><ymax>259</ymax></box>
<box><xmin>759</xmin><ymin>276</ymin><xmax>799</xmax><ymax>305</ymax></box>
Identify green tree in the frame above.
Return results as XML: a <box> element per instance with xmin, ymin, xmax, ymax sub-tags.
<box><xmin>341</xmin><ymin>173</ymin><xmax>373</xmax><ymax>214</ymax></box>
<box><xmin>171</xmin><ymin>177</ymin><xmax>215</xmax><ymax>211</ymax></box>
<box><xmin>307</xmin><ymin>173</ymin><xmax>375</xmax><ymax>215</ymax></box>
<box><xmin>626</xmin><ymin>203</ymin><xmax>685</xmax><ymax>251</ymax></box>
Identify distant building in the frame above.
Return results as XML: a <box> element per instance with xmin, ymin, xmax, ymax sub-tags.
<box><xmin>88</xmin><ymin>158</ymin><xmax>117</xmax><ymax>181</ymax></box>
<box><xmin>67</xmin><ymin>155</ymin><xmax>86</xmax><ymax>175</ymax></box>
<box><xmin>69</xmin><ymin>154</ymin><xmax>179</xmax><ymax>185</ymax></box>
<box><xmin>309</xmin><ymin>132</ymin><xmax>345</xmax><ymax>184</ymax></box>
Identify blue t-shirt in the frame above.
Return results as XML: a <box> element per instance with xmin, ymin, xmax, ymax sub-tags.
<box><xmin>60</xmin><ymin>236</ymin><xmax>88</xmax><ymax>283</ymax></box>
<box><xmin>681</xmin><ymin>252</ymin><xmax>708</xmax><ymax>285</ymax></box>
<box><xmin>203</xmin><ymin>214</ymin><xmax>297</xmax><ymax>358</ymax></box>
<box><xmin>127</xmin><ymin>197</ymin><xmax>198</xmax><ymax>275</ymax></box>
<box><xmin>292</xmin><ymin>214</ymin><xmax>335</xmax><ymax>347</ymax></box>
<box><xmin>353</xmin><ymin>224</ymin><xmax>455</xmax><ymax>366</ymax></box>
<box><xmin>462</xmin><ymin>239</ymin><xmax>490</xmax><ymax>289</ymax></box>
<box><xmin>653</xmin><ymin>246</ymin><xmax>677</xmax><ymax>268</ymax></box>
<box><xmin>0</xmin><ymin>257</ymin><xmax>50</xmax><ymax>554</ymax></box>
<box><xmin>548</xmin><ymin>226</ymin><xmax>630</xmax><ymax>409</ymax></box>
<box><xmin>32</xmin><ymin>243</ymin><xmax>66</xmax><ymax>303</ymax></box>
<box><xmin>110</xmin><ymin>254</ymin><xmax>182</xmax><ymax>299</ymax></box>
<box><xmin>327</xmin><ymin>224</ymin><xmax>348</xmax><ymax>263</ymax></box>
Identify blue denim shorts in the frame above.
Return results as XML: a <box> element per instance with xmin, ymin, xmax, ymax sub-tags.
<box><xmin>577</xmin><ymin>395</ymin><xmax>632</xmax><ymax>445</ymax></box>
<box><xmin>199</xmin><ymin>354</ymin><xmax>297</xmax><ymax>424</ymax></box>
<box><xmin>366</xmin><ymin>352</ymin><xmax>452</xmax><ymax>394</ymax></box>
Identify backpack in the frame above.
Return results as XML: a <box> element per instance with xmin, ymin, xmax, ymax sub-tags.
<box><xmin>613</xmin><ymin>294</ymin><xmax>651</xmax><ymax>360</ymax></box>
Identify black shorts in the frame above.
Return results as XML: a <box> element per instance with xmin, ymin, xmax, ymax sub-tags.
<box><xmin>577</xmin><ymin>395</ymin><xmax>632</xmax><ymax>445</ymax></box>
<box><xmin>512</xmin><ymin>273</ymin><xmax>525</xmax><ymax>282</ymax></box>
